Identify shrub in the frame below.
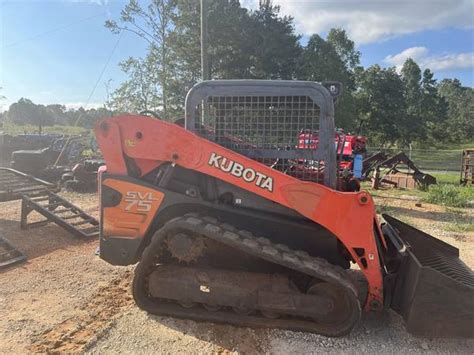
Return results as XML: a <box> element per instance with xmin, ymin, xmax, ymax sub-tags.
<box><xmin>424</xmin><ymin>184</ymin><xmax>472</xmax><ymax>208</ymax></box>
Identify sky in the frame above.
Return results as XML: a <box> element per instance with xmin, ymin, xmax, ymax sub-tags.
<box><xmin>0</xmin><ymin>0</ymin><xmax>473</xmax><ymax>112</ymax></box>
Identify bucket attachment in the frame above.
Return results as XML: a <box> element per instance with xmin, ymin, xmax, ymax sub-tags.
<box><xmin>382</xmin><ymin>214</ymin><xmax>474</xmax><ymax>338</ymax></box>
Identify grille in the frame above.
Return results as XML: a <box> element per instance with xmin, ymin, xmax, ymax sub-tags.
<box><xmin>185</xmin><ymin>81</ymin><xmax>338</xmax><ymax>188</ymax></box>
<box><xmin>193</xmin><ymin>95</ymin><xmax>327</xmax><ymax>183</ymax></box>
<box><xmin>415</xmin><ymin>250</ymin><xmax>474</xmax><ymax>288</ymax></box>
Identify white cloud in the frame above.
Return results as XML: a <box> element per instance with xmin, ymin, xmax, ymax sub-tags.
<box><xmin>384</xmin><ymin>47</ymin><xmax>429</xmax><ymax>70</ymax></box>
<box><xmin>423</xmin><ymin>53</ymin><xmax>474</xmax><ymax>71</ymax></box>
<box><xmin>64</xmin><ymin>0</ymin><xmax>109</xmax><ymax>5</ymax></box>
<box><xmin>240</xmin><ymin>0</ymin><xmax>259</xmax><ymax>10</ymax></box>
<box><xmin>384</xmin><ymin>47</ymin><xmax>474</xmax><ymax>72</ymax></box>
<box><xmin>64</xmin><ymin>102</ymin><xmax>104</xmax><ymax>110</ymax></box>
<box><xmin>243</xmin><ymin>0</ymin><xmax>473</xmax><ymax>44</ymax></box>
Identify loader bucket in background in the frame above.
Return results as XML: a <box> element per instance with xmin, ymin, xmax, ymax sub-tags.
<box><xmin>382</xmin><ymin>214</ymin><xmax>474</xmax><ymax>338</ymax></box>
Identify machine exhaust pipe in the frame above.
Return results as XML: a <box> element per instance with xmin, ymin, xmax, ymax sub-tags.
<box><xmin>382</xmin><ymin>214</ymin><xmax>474</xmax><ymax>338</ymax></box>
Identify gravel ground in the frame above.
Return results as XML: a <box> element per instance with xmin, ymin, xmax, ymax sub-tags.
<box><xmin>1</xmin><ymin>192</ymin><xmax>473</xmax><ymax>353</ymax></box>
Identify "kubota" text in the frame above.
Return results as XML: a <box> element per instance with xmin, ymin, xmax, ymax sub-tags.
<box><xmin>208</xmin><ymin>152</ymin><xmax>274</xmax><ymax>192</ymax></box>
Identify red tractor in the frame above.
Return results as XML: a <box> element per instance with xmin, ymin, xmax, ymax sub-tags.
<box><xmin>293</xmin><ymin>129</ymin><xmax>367</xmax><ymax>191</ymax></box>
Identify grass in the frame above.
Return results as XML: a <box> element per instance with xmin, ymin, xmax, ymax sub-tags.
<box><xmin>375</xmin><ymin>203</ymin><xmax>395</xmax><ymax>215</ymax></box>
<box><xmin>1</xmin><ymin>121</ymin><xmax>90</xmax><ymax>136</ymax></box>
<box><xmin>430</xmin><ymin>172</ymin><xmax>461</xmax><ymax>185</ymax></box>
<box><xmin>364</xmin><ymin>171</ymin><xmax>466</xmax><ymax>200</ymax></box>
<box><xmin>430</xmin><ymin>142</ymin><xmax>474</xmax><ymax>150</ymax></box>
<box><xmin>423</xmin><ymin>184</ymin><xmax>474</xmax><ymax>208</ymax></box>
<box><xmin>445</xmin><ymin>222</ymin><xmax>474</xmax><ymax>233</ymax></box>
<box><xmin>410</xmin><ymin>150</ymin><xmax>462</xmax><ymax>171</ymax></box>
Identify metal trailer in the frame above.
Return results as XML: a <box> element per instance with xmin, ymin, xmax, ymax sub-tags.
<box><xmin>460</xmin><ymin>149</ymin><xmax>474</xmax><ymax>185</ymax></box>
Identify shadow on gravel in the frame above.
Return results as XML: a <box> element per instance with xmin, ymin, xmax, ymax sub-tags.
<box><xmin>382</xmin><ymin>205</ymin><xmax>463</xmax><ymax>223</ymax></box>
<box><xmin>0</xmin><ymin>218</ymin><xmax>95</xmax><ymax>272</ymax></box>
<box><xmin>145</xmin><ymin>308</ymin><xmax>474</xmax><ymax>353</ymax></box>
<box><xmin>148</xmin><ymin>314</ymin><xmax>268</xmax><ymax>353</ymax></box>
<box><xmin>348</xmin><ymin>310</ymin><xmax>474</xmax><ymax>351</ymax></box>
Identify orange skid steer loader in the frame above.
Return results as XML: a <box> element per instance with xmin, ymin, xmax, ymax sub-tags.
<box><xmin>95</xmin><ymin>81</ymin><xmax>473</xmax><ymax>337</ymax></box>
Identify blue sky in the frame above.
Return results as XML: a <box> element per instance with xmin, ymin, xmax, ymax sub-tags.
<box><xmin>1</xmin><ymin>0</ymin><xmax>473</xmax><ymax>111</ymax></box>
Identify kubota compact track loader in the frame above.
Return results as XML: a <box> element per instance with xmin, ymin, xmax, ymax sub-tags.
<box><xmin>95</xmin><ymin>80</ymin><xmax>473</xmax><ymax>337</ymax></box>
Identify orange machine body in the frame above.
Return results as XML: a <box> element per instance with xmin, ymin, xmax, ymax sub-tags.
<box><xmin>95</xmin><ymin>115</ymin><xmax>388</xmax><ymax>311</ymax></box>
<box><xmin>101</xmin><ymin>178</ymin><xmax>164</xmax><ymax>239</ymax></box>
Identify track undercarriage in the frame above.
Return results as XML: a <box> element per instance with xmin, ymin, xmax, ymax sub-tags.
<box><xmin>132</xmin><ymin>214</ymin><xmax>364</xmax><ymax>336</ymax></box>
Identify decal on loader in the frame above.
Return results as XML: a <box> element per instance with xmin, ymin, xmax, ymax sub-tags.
<box><xmin>208</xmin><ymin>152</ymin><xmax>274</xmax><ymax>192</ymax></box>
<box><xmin>124</xmin><ymin>191</ymin><xmax>157</xmax><ymax>212</ymax></box>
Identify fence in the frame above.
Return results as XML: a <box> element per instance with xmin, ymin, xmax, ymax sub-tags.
<box><xmin>366</xmin><ymin>148</ymin><xmax>466</xmax><ymax>173</ymax></box>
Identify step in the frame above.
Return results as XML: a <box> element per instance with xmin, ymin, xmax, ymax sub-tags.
<box><xmin>20</xmin><ymin>191</ymin><xmax>99</xmax><ymax>239</ymax></box>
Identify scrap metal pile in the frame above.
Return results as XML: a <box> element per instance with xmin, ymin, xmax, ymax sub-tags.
<box><xmin>0</xmin><ymin>133</ymin><xmax>61</xmax><ymax>163</ymax></box>
<box><xmin>299</xmin><ymin>132</ymin><xmax>436</xmax><ymax>191</ymax></box>
<box><xmin>0</xmin><ymin>132</ymin><xmax>104</xmax><ymax>191</ymax></box>
<box><xmin>362</xmin><ymin>151</ymin><xmax>437</xmax><ymax>189</ymax></box>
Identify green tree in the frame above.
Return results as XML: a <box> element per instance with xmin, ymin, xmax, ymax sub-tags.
<box><xmin>166</xmin><ymin>0</ymin><xmax>254</xmax><ymax>112</ymax></box>
<box><xmin>299</xmin><ymin>30</ymin><xmax>359</xmax><ymax>129</ymax></box>
<box><xmin>326</xmin><ymin>28</ymin><xmax>360</xmax><ymax>71</ymax></box>
<box><xmin>80</xmin><ymin>107</ymin><xmax>114</xmax><ymax>128</ymax></box>
<box><xmin>107</xmin><ymin>55</ymin><xmax>162</xmax><ymax>113</ymax></box>
<box><xmin>0</xmin><ymin>87</ymin><xmax>5</xmax><ymax>126</ymax></box>
<box><xmin>45</xmin><ymin>104</ymin><xmax>67</xmax><ymax>125</ymax></box>
<box><xmin>207</xmin><ymin>0</ymin><xmax>254</xmax><ymax>78</ymax></box>
<box><xmin>106</xmin><ymin>0</ymin><xmax>175</xmax><ymax>119</ymax></box>
<box><xmin>355</xmin><ymin>65</ymin><xmax>407</xmax><ymax>145</ymax></box>
<box><xmin>400</xmin><ymin>58</ymin><xmax>424</xmax><ymax>143</ymax></box>
<box><xmin>420</xmin><ymin>69</ymin><xmax>448</xmax><ymax>144</ymax></box>
<box><xmin>437</xmin><ymin>79</ymin><xmax>474</xmax><ymax>142</ymax></box>
<box><xmin>6</xmin><ymin>98</ymin><xmax>53</xmax><ymax>130</ymax></box>
<box><xmin>247</xmin><ymin>0</ymin><xmax>301</xmax><ymax>79</ymax></box>
<box><xmin>4</xmin><ymin>98</ymin><xmax>113</xmax><ymax>130</ymax></box>
<box><xmin>105</xmin><ymin>0</ymin><xmax>470</xmax><ymax>147</ymax></box>
<box><xmin>166</xmin><ymin>0</ymin><xmax>301</xmax><ymax>102</ymax></box>
<box><xmin>107</xmin><ymin>0</ymin><xmax>302</xmax><ymax>117</ymax></box>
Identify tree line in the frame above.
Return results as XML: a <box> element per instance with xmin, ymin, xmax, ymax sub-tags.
<box><xmin>105</xmin><ymin>0</ymin><xmax>473</xmax><ymax>146</ymax></box>
<box><xmin>0</xmin><ymin>98</ymin><xmax>112</xmax><ymax>130</ymax></box>
<box><xmin>1</xmin><ymin>0</ymin><xmax>472</xmax><ymax>147</ymax></box>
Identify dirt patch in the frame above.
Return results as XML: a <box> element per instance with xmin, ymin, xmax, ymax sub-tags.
<box><xmin>28</xmin><ymin>271</ymin><xmax>133</xmax><ymax>353</ymax></box>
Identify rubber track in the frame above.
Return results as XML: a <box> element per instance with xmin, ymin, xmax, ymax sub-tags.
<box><xmin>133</xmin><ymin>213</ymin><xmax>362</xmax><ymax>337</ymax></box>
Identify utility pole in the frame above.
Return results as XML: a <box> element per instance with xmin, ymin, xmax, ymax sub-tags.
<box><xmin>200</xmin><ymin>0</ymin><xmax>209</xmax><ymax>81</ymax></box>
<box><xmin>200</xmin><ymin>0</ymin><xmax>210</xmax><ymax>124</ymax></box>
